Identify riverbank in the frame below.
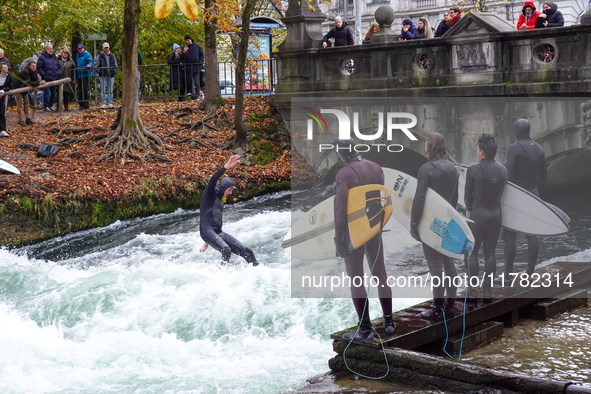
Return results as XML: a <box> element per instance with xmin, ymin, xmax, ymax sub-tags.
<box><xmin>0</xmin><ymin>97</ymin><xmax>316</xmax><ymax>247</ymax></box>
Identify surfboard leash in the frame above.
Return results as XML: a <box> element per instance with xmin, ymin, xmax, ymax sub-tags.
<box><xmin>343</xmin><ymin>217</ymin><xmax>390</xmax><ymax>380</ymax></box>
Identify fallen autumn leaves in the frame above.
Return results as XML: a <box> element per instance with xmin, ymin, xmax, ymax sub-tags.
<box><xmin>0</xmin><ymin>97</ymin><xmax>318</xmax><ymax>246</ymax></box>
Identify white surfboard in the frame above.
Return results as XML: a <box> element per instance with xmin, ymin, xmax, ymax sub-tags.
<box><xmin>283</xmin><ymin>168</ymin><xmax>474</xmax><ymax>261</ymax></box>
<box><xmin>0</xmin><ymin>159</ymin><xmax>20</xmax><ymax>175</ymax></box>
<box><xmin>282</xmin><ymin>185</ymin><xmax>392</xmax><ymax>261</ymax></box>
<box><xmin>382</xmin><ymin>168</ymin><xmax>474</xmax><ymax>259</ymax></box>
<box><xmin>456</xmin><ymin>164</ymin><xmax>570</xmax><ymax>235</ymax></box>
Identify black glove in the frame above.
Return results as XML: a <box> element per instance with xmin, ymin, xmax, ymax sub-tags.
<box><xmin>410</xmin><ymin>224</ymin><xmax>421</xmax><ymax>242</ymax></box>
<box><xmin>334</xmin><ymin>238</ymin><xmax>351</xmax><ymax>258</ymax></box>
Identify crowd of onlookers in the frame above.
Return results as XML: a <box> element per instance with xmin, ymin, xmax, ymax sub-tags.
<box><xmin>323</xmin><ymin>2</ymin><xmax>566</xmax><ymax>47</ymax></box>
<box><xmin>0</xmin><ymin>33</ymin><xmax>206</xmax><ymax>137</ymax></box>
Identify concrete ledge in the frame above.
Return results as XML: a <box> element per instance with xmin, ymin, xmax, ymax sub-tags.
<box><xmin>520</xmin><ymin>289</ymin><xmax>588</xmax><ymax>320</ymax></box>
<box><xmin>329</xmin><ymin>342</ymin><xmax>591</xmax><ymax>393</ymax></box>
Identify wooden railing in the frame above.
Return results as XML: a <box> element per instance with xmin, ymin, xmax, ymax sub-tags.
<box><xmin>3</xmin><ymin>77</ymin><xmax>72</xmax><ymax>118</ymax></box>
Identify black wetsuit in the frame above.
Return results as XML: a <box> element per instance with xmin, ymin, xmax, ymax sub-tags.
<box><xmin>504</xmin><ymin>120</ymin><xmax>547</xmax><ymax>275</ymax></box>
<box><xmin>465</xmin><ymin>159</ymin><xmax>507</xmax><ymax>293</ymax></box>
<box><xmin>411</xmin><ymin>158</ymin><xmax>459</xmax><ymax>307</ymax></box>
<box><xmin>334</xmin><ymin>158</ymin><xmax>392</xmax><ymax>324</ymax></box>
<box><xmin>200</xmin><ymin>166</ymin><xmax>258</xmax><ymax>265</ymax></box>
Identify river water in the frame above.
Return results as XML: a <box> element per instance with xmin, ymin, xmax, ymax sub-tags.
<box><xmin>1</xmin><ymin>185</ymin><xmax>590</xmax><ymax>393</ymax></box>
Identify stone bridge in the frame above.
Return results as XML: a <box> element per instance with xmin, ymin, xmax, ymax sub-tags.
<box><xmin>270</xmin><ymin>2</ymin><xmax>591</xmax><ymax>189</ymax></box>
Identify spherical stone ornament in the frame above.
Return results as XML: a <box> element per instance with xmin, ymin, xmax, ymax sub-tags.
<box><xmin>375</xmin><ymin>6</ymin><xmax>395</xmax><ymax>26</ymax></box>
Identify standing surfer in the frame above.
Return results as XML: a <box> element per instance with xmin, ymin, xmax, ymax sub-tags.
<box><xmin>333</xmin><ymin>139</ymin><xmax>396</xmax><ymax>340</ymax></box>
<box><xmin>411</xmin><ymin>133</ymin><xmax>459</xmax><ymax>320</ymax></box>
<box><xmin>199</xmin><ymin>155</ymin><xmax>259</xmax><ymax>266</ymax></box>
<box><xmin>504</xmin><ymin>119</ymin><xmax>547</xmax><ymax>277</ymax></box>
<box><xmin>464</xmin><ymin>134</ymin><xmax>507</xmax><ymax>301</ymax></box>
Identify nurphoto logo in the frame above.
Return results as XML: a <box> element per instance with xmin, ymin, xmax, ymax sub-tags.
<box><xmin>303</xmin><ymin>108</ymin><xmax>418</xmax><ymax>153</ymax></box>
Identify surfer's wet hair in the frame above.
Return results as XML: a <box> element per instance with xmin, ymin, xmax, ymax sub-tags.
<box><xmin>425</xmin><ymin>133</ymin><xmax>447</xmax><ymax>160</ymax></box>
<box><xmin>477</xmin><ymin>133</ymin><xmax>497</xmax><ymax>159</ymax></box>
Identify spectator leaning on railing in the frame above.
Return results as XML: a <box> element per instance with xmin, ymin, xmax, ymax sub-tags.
<box><xmin>322</xmin><ymin>16</ymin><xmax>354</xmax><ymax>48</ymax></box>
<box><xmin>399</xmin><ymin>18</ymin><xmax>418</xmax><ymax>41</ymax></box>
<box><xmin>416</xmin><ymin>18</ymin><xmax>433</xmax><ymax>39</ymax></box>
<box><xmin>95</xmin><ymin>42</ymin><xmax>118</xmax><ymax>108</ymax></box>
<box><xmin>0</xmin><ymin>63</ymin><xmax>13</xmax><ymax>137</ymax></box>
<box><xmin>435</xmin><ymin>12</ymin><xmax>452</xmax><ymax>37</ymax></box>
<box><xmin>0</xmin><ymin>49</ymin><xmax>12</xmax><ymax>71</ymax></box>
<box><xmin>517</xmin><ymin>0</ymin><xmax>541</xmax><ymax>30</ymax></box>
<box><xmin>12</xmin><ymin>60</ymin><xmax>46</xmax><ymax>127</ymax></box>
<box><xmin>535</xmin><ymin>2</ymin><xmax>564</xmax><ymax>28</ymax></box>
<box><xmin>363</xmin><ymin>24</ymin><xmax>379</xmax><ymax>44</ymax></box>
<box><xmin>37</xmin><ymin>44</ymin><xmax>61</xmax><ymax>113</ymax></box>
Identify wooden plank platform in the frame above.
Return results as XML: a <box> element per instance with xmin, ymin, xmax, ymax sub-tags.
<box><xmin>330</xmin><ymin>261</ymin><xmax>591</xmax><ymax>350</ymax></box>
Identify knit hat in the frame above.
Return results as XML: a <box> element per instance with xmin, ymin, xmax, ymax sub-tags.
<box><xmin>403</xmin><ymin>18</ymin><xmax>412</xmax><ymax>26</ymax></box>
<box><xmin>77</xmin><ymin>43</ymin><xmax>84</xmax><ymax>49</ymax></box>
<box><xmin>185</xmin><ymin>34</ymin><xmax>192</xmax><ymax>41</ymax></box>
<box><xmin>173</xmin><ymin>43</ymin><xmax>180</xmax><ymax>51</ymax></box>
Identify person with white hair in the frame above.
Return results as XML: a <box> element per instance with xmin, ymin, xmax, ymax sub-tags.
<box><xmin>95</xmin><ymin>42</ymin><xmax>118</xmax><ymax>108</ymax></box>
<box><xmin>322</xmin><ymin>16</ymin><xmax>354</xmax><ymax>48</ymax></box>
<box><xmin>0</xmin><ymin>49</ymin><xmax>12</xmax><ymax>71</ymax></box>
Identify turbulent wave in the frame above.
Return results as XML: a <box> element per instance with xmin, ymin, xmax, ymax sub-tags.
<box><xmin>1</xmin><ymin>190</ymin><xmax>588</xmax><ymax>393</ymax></box>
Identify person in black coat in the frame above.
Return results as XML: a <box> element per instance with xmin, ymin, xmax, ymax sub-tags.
<box><xmin>168</xmin><ymin>44</ymin><xmax>186</xmax><ymax>102</ymax></box>
<box><xmin>182</xmin><ymin>34</ymin><xmax>204</xmax><ymax>99</ymax></box>
<box><xmin>434</xmin><ymin>12</ymin><xmax>452</xmax><ymax>37</ymax></box>
<box><xmin>535</xmin><ymin>2</ymin><xmax>564</xmax><ymax>28</ymax></box>
<box><xmin>37</xmin><ymin>44</ymin><xmax>60</xmax><ymax>112</ymax></box>
<box><xmin>322</xmin><ymin>17</ymin><xmax>355</xmax><ymax>48</ymax></box>
<box><xmin>0</xmin><ymin>63</ymin><xmax>12</xmax><ymax>136</ymax></box>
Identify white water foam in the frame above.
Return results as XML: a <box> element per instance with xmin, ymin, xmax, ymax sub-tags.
<box><xmin>0</xmin><ymin>211</ymin><xmax>417</xmax><ymax>394</ymax></box>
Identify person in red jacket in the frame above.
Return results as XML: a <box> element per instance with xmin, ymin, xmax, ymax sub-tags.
<box><xmin>517</xmin><ymin>0</ymin><xmax>541</xmax><ymax>30</ymax></box>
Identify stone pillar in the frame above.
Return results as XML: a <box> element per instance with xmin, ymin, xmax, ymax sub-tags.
<box><xmin>371</xmin><ymin>6</ymin><xmax>397</xmax><ymax>44</ymax></box>
<box><xmin>581</xmin><ymin>7</ymin><xmax>591</xmax><ymax>25</ymax></box>
<box><xmin>278</xmin><ymin>0</ymin><xmax>326</xmax><ymax>51</ymax></box>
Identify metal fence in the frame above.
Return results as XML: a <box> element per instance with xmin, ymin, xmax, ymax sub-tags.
<box><xmin>70</xmin><ymin>59</ymin><xmax>277</xmax><ymax>108</ymax></box>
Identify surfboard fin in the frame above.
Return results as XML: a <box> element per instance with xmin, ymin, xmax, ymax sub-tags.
<box><xmin>430</xmin><ymin>218</ymin><xmax>472</xmax><ymax>255</ymax></box>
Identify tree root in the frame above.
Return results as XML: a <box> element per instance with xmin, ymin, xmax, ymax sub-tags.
<box><xmin>96</xmin><ymin>120</ymin><xmax>167</xmax><ymax>163</ymax></box>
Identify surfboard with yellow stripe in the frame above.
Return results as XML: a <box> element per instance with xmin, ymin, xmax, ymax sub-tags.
<box><xmin>282</xmin><ymin>185</ymin><xmax>392</xmax><ymax>261</ymax></box>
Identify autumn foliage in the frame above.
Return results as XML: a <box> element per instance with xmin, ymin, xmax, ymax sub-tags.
<box><xmin>0</xmin><ymin>97</ymin><xmax>316</xmax><ymax>209</ymax></box>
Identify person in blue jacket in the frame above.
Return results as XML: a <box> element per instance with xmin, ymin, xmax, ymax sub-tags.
<box><xmin>75</xmin><ymin>43</ymin><xmax>93</xmax><ymax>109</ymax></box>
<box><xmin>182</xmin><ymin>34</ymin><xmax>204</xmax><ymax>99</ymax></box>
<box><xmin>199</xmin><ymin>155</ymin><xmax>259</xmax><ymax>266</ymax></box>
<box><xmin>399</xmin><ymin>19</ymin><xmax>418</xmax><ymax>41</ymax></box>
<box><xmin>37</xmin><ymin>44</ymin><xmax>61</xmax><ymax>113</ymax></box>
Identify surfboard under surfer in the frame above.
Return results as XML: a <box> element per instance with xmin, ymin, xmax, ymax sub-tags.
<box><xmin>410</xmin><ymin>133</ymin><xmax>459</xmax><ymax>320</ymax></box>
<box><xmin>333</xmin><ymin>138</ymin><xmax>396</xmax><ymax>340</ymax></box>
<box><xmin>199</xmin><ymin>155</ymin><xmax>259</xmax><ymax>266</ymax></box>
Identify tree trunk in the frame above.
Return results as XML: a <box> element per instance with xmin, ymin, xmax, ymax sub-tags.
<box><xmin>202</xmin><ymin>0</ymin><xmax>222</xmax><ymax>114</ymax></box>
<box><xmin>97</xmin><ymin>0</ymin><xmax>165</xmax><ymax>163</ymax></box>
<box><xmin>232</xmin><ymin>0</ymin><xmax>257</xmax><ymax>148</ymax></box>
